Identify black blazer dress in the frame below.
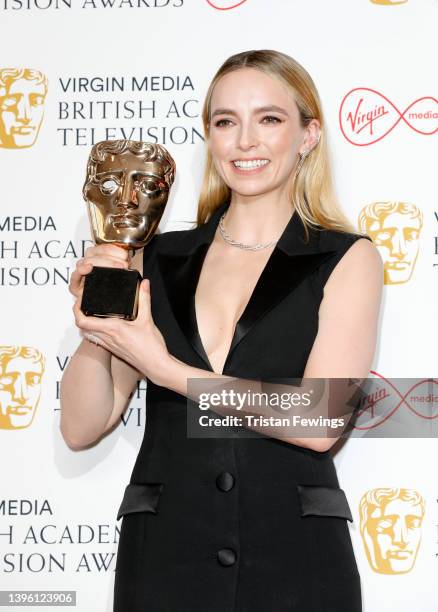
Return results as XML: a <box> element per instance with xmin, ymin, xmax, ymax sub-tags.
<box><xmin>113</xmin><ymin>200</ymin><xmax>372</xmax><ymax>612</ymax></box>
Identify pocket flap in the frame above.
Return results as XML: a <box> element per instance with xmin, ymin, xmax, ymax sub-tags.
<box><xmin>116</xmin><ymin>483</ymin><xmax>164</xmax><ymax>521</ymax></box>
<box><xmin>296</xmin><ymin>484</ymin><xmax>353</xmax><ymax>522</ymax></box>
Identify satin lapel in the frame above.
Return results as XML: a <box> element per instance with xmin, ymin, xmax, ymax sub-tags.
<box><xmin>229</xmin><ymin>248</ymin><xmax>335</xmax><ymax>358</ymax></box>
<box><xmin>157</xmin><ymin>243</ymin><xmax>214</xmax><ymax>370</ymax></box>
<box><xmin>157</xmin><ymin>201</ymin><xmax>337</xmax><ymax>373</ymax></box>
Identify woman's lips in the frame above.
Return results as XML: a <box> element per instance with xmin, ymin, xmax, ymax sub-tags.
<box><xmin>230</xmin><ymin>160</ymin><xmax>270</xmax><ymax>175</ymax></box>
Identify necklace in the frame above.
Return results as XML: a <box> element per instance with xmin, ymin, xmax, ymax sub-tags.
<box><xmin>218</xmin><ymin>212</ymin><xmax>278</xmax><ymax>251</ymax></box>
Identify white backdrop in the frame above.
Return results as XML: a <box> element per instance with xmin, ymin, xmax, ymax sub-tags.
<box><xmin>1</xmin><ymin>1</ymin><xmax>437</xmax><ymax>610</ymax></box>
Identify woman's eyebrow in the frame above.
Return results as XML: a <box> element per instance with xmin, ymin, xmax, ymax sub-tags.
<box><xmin>211</xmin><ymin>105</ymin><xmax>290</xmax><ymax>119</ymax></box>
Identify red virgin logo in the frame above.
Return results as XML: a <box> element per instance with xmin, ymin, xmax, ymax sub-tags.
<box><xmin>353</xmin><ymin>374</ymin><xmax>438</xmax><ymax>431</ymax></box>
<box><xmin>206</xmin><ymin>0</ymin><xmax>249</xmax><ymax>9</ymax></box>
<box><xmin>339</xmin><ymin>87</ymin><xmax>438</xmax><ymax>146</ymax></box>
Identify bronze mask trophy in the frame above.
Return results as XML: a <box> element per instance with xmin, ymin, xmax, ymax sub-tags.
<box><xmin>80</xmin><ymin>140</ymin><xmax>176</xmax><ymax>320</ymax></box>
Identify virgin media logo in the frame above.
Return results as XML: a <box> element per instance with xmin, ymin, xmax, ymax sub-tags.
<box><xmin>206</xmin><ymin>0</ymin><xmax>249</xmax><ymax>9</ymax></box>
<box><xmin>339</xmin><ymin>87</ymin><xmax>438</xmax><ymax>146</ymax></box>
<box><xmin>352</xmin><ymin>374</ymin><xmax>438</xmax><ymax>434</ymax></box>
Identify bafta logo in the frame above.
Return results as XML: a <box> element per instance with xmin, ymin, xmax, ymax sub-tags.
<box><xmin>359</xmin><ymin>487</ymin><xmax>425</xmax><ymax>574</ymax></box>
<box><xmin>358</xmin><ymin>202</ymin><xmax>423</xmax><ymax>285</ymax></box>
<box><xmin>370</xmin><ymin>0</ymin><xmax>408</xmax><ymax>4</ymax></box>
<box><xmin>0</xmin><ymin>346</ymin><xmax>45</xmax><ymax>430</ymax></box>
<box><xmin>0</xmin><ymin>68</ymin><xmax>48</xmax><ymax>149</ymax></box>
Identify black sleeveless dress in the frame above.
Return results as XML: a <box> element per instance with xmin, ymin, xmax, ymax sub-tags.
<box><xmin>113</xmin><ymin>200</ymin><xmax>372</xmax><ymax>612</ymax></box>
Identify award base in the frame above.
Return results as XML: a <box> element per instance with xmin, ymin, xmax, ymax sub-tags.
<box><xmin>80</xmin><ymin>266</ymin><xmax>142</xmax><ymax>320</ymax></box>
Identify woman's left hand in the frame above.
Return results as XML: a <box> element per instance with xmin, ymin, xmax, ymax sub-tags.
<box><xmin>73</xmin><ymin>278</ymin><xmax>171</xmax><ymax>385</ymax></box>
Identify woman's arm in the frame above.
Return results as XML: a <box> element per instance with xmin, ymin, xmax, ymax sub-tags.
<box><xmin>68</xmin><ymin>237</ymin><xmax>383</xmax><ymax>453</ymax></box>
<box><xmin>158</xmin><ymin>238</ymin><xmax>383</xmax><ymax>452</ymax></box>
<box><xmin>59</xmin><ymin>247</ymin><xmax>144</xmax><ymax>450</ymax></box>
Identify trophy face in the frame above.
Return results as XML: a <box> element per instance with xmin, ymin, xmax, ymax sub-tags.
<box><xmin>83</xmin><ymin>141</ymin><xmax>175</xmax><ymax>249</ymax></box>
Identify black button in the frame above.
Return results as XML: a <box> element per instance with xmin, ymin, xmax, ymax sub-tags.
<box><xmin>217</xmin><ymin>547</ymin><xmax>236</xmax><ymax>567</ymax></box>
<box><xmin>216</xmin><ymin>471</ymin><xmax>235</xmax><ymax>492</ymax></box>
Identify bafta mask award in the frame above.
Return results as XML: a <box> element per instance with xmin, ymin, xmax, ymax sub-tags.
<box><xmin>80</xmin><ymin>140</ymin><xmax>176</xmax><ymax>320</ymax></box>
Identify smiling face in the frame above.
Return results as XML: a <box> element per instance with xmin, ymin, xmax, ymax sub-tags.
<box><xmin>208</xmin><ymin>67</ymin><xmax>317</xmax><ymax>203</ymax></box>
<box><xmin>83</xmin><ymin>150</ymin><xmax>170</xmax><ymax>248</ymax></box>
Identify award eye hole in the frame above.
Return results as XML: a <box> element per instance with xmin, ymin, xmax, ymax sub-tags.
<box><xmin>0</xmin><ymin>375</ymin><xmax>15</xmax><ymax>388</ymax></box>
<box><xmin>30</xmin><ymin>94</ymin><xmax>45</xmax><ymax>106</ymax></box>
<box><xmin>405</xmin><ymin>229</ymin><xmax>419</xmax><ymax>241</ymax></box>
<box><xmin>375</xmin><ymin>231</ymin><xmax>392</xmax><ymax>243</ymax></box>
<box><xmin>1</xmin><ymin>96</ymin><xmax>18</xmax><ymax>109</ymax></box>
<box><xmin>100</xmin><ymin>178</ymin><xmax>119</xmax><ymax>195</ymax></box>
<box><xmin>27</xmin><ymin>373</ymin><xmax>42</xmax><ymax>386</ymax></box>
<box><xmin>374</xmin><ymin>517</ymin><xmax>395</xmax><ymax>533</ymax></box>
<box><xmin>406</xmin><ymin>516</ymin><xmax>422</xmax><ymax>529</ymax></box>
<box><xmin>138</xmin><ymin>179</ymin><xmax>165</xmax><ymax>196</ymax></box>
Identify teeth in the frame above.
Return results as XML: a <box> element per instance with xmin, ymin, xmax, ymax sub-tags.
<box><xmin>233</xmin><ymin>159</ymin><xmax>270</xmax><ymax>169</ymax></box>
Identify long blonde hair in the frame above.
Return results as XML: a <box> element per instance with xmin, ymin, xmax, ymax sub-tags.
<box><xmin>196</xmin><ymin>49</ymin><xmax>358</xmax><ymax>240</ymax></box>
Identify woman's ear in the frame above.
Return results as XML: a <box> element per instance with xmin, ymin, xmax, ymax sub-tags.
<box><xmin>300</xmin><ymin>119</ymin><xmax>321</xmax><ymax>154</ymax></box>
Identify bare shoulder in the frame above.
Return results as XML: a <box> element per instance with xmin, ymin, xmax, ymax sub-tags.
<box><xmin>304</xmin><ymin>234</ymin><xmax>384</xmax><ymax>381</ymax></box>
<box><xmin>318</xmin><ymin>234</ymin><xmax>384</xmax><ymax>355</ymax></box>
<box><xmin>324</xmin><ymin>235</ymin><xmax>383</xmax><ymax>296</ymax></box>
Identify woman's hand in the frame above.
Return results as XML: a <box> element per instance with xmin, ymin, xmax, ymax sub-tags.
<box><xmin>72</xmin><ymin>277</ymin><xmax>171</xmax><ymax>386</ymax></box>
<box><xmin>69</xmin><ymin>244</ymin><xmax>131</xmax><ymax>299</ymax></box>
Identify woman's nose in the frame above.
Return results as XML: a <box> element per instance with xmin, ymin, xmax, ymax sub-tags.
<box><xmin>237</xmin><ymin>122</ymin><xmax>258</xmax><ymax>150</ymax></box>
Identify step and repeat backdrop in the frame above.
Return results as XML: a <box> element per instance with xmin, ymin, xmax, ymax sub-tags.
<box><xmin>1</xmin><ymin>0</ymin><xmax>437</xmax><ymax>610</ymax></box>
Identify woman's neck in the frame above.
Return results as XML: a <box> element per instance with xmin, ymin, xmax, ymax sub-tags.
<box><xmin>224</xmin><ymin>194</ymin><xmax>294</xmax><ymax>246</ymax></box>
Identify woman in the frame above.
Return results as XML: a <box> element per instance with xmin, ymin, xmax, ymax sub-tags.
<box><xmin>60</xmin><ymin>50</ymin><xmax>383</xmax><ymax>611</ymax></box>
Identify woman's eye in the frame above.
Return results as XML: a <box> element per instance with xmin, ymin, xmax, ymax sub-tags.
<box><xmin>262</xmin><ymin>115</ymin><xmax>281</xmax><ymax>124</ymax></box>
<box><xmin>214</xmin><ymin>119</ymin><xmax>232</xmax><ymax>127</ymax></box>
<box><xmin>214</xmin><ymin>116</ymin><xmax>281</xmax><ymax>127</ymax></box>
<box><xmin>100</xmin><ymin>178</ymin><xmax>119</xmax><ymax>195</ymax></box>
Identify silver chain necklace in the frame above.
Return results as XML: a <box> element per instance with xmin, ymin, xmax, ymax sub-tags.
<box><xmin>218</xmin><ymin>212</ymin><xmax>278</xmax><ymax>251</ymax></box>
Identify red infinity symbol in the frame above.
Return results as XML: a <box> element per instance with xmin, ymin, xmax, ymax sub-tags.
<box><xmin>352</xmin><ymin>373</ymin><xmax>438</xmax><ymax>431</ymax></box>
<box><xmin>206</xmin><ymin>0</ymin><xmax>249</xmax><ymax>9</ymax></box>
<box><xmin>339</xmin><ymin>87</ymin><xmax>438</xmax><ymax>146</ymax></box>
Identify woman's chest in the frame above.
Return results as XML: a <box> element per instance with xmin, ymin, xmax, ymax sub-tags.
<box><xmin>152</xmin><ymin>245</ymin><xmax>323</xmax><ymax>379</ymax></box>
<box><xmin>194</xmin><ymin>243</ymin><xmax>277</xmax><ymax>375</ymax></box>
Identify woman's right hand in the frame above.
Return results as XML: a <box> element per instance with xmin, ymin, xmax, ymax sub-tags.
<box><xmin>69</xmin><ymin>244</ymin><xmax>131</xmax><ymax>299</ymax></box>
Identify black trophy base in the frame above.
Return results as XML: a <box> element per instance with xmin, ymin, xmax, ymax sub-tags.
<box><xmin>80</xmin><ymin>266</ymin><xmax>143</xmax><ymax>320</ymax></box>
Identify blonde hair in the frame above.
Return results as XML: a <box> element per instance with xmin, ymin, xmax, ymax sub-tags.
<box><xmin>196</xmin><ymin>49</ymin><xmax>360</xmax><ymax>241</ymax></box>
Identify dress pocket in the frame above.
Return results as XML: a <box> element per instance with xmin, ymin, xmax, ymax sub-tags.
<box><xmin>296</xmin><ymin>483</ymin><xmax>353</xmax><ymax>522</ymax></box>
<box><xmin>116</xmin><ymin>482</ymin><xmax>164</xmax><ymax>520</ymax></box>
<box><xmin>114</xmin><ymin>483</ymin><xmax>164</xmax><ymax>606</ymax></box>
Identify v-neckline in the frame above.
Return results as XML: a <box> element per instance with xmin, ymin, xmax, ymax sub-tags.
<box><xmin>156</xmin><ymin>201</ymin><xmax>338</xmax><ymax>376</ymax></box>
<box><xmin>193</xmin><ymin>226</ymin><xmax>283</xmax><ymax>376</ymax></box>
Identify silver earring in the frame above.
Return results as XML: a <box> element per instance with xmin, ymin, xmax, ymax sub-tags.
<box><xmin>295</xmin><ymin>149</ymin><xmax>309</xmax><ymax>175</ymax></box>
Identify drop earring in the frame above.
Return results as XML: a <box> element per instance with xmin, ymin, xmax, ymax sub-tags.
<box><xmin>295</xmin><ymin>149</ymin><xmax>310</xmax><ymax>176</ymax></box>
